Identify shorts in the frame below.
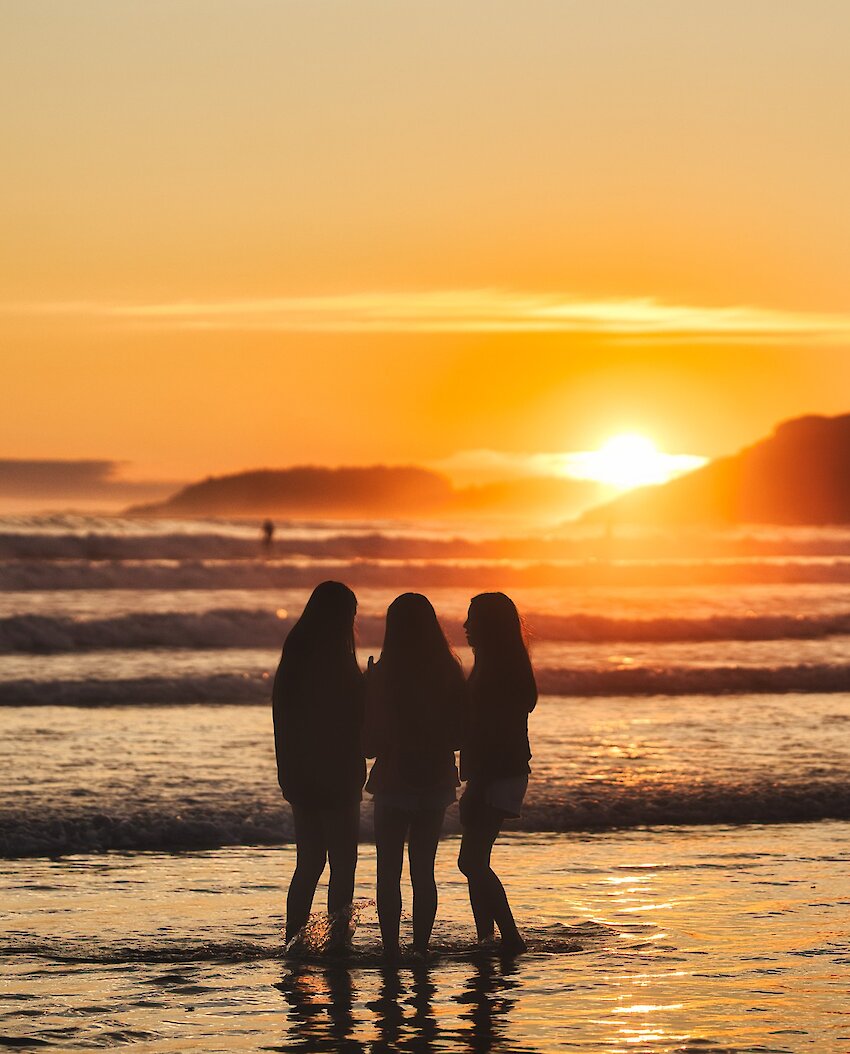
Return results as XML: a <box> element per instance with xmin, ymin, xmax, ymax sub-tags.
<box><xmin>459</xmin><ymin>775</ymin><xmax>529</xmax><ymax>827</ymax></box>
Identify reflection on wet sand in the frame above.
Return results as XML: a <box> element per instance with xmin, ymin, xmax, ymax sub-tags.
<box><xmin>456</xmin><ymin>955</ymin><xmax>540</xmax><ymax>1054</ymax></box>
<box><xmin>273</xmin><ymin>955</ymin><xmax>540</xmax><ymax>1054</ymax></box>
<box><xmin>275</xmin><ymin>964</ymin><xmax>363</xmax><ymax>1053</ymax></box>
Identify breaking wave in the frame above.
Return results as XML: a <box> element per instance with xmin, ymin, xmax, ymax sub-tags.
<box><xmin>2</xmin><ymin>778</ymin><xmax>847</xmax><ymax>857</ymax></box>
<box><xmin>4</xmin><ymin>662</ymin><xmax>850</xmax><ymax>706</ymax></box>
<box><xmin>0</xmin><ymin>673</ymin><xmax>266</xmax><ymax>706</ymax></box>
<box><xmin>5</xmin><ymin>608</ymin><xmax>850</xmax><ymax>654</ymax></box>
<box><xmin>6</xmin><ymin>528</ymin><xmax>850</xmax><ymax>562</ymax></box>
<box><xmin>6</xmin><ymin>557</ymin><xmax>850</xmax><ymax>593</ymax></box>
<box><xmin>533</xmin><ymin>662</ymin><xmax>850</xmax><ymax>696</ymax></box>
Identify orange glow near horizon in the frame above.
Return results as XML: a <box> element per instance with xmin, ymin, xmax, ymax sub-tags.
<box><xmin>1</xmin><ymin>4</ymin><xmax>848</xmax><ymax>485</ymax></box>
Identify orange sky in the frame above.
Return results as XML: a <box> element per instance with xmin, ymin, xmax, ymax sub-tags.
<box><xmin>2</xmin><ymin>2</ymin><xmax>849</xmax><ymax>482</ymax></box>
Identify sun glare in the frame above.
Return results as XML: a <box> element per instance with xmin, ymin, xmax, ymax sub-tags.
<box><xmin>566</xmin><ymin>433</ymin><xmax>704</xmax><ymax>490</ymax></box>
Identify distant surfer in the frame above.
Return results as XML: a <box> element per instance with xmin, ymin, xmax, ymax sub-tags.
<box><xmin>262</xmin><ymin>519</ymin><xmax>275</xmax><ymax>551</ymax></box>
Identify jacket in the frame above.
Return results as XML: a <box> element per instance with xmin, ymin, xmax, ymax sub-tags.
<box><xmin>363</xmin><ymin>658</ymin><xmax>465</xmax><ymax>796</ymax></box>
<box><xmin>272</xmin><ymin>655</ymin><xmax>366</xmax><ymax>808</ymax></box>
<box><xmin>460</xmin><ymin>662</ymin><xmax>537</xmax><ymax>784</ymax></box>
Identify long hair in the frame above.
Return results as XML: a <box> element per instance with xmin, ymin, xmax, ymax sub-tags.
<box><xmin>278</xmin><ymin>580</ymin><xmax>359</xmax><ymax>683</ymax></box>
<box><xmin>379</xmin><ymin>592</ymin><xmax>461</xmax><ymax>703</ymax></box>
<box><xmin>467</xmin><ymin>592</ymin><xmax>536</xmax><ymax>711</ymax></box>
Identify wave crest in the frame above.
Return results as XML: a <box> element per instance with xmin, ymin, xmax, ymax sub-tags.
<box><xmin>4</xmin><ymin>607</ymin><xmax>850</xmax><ymax>654</ymax></box>
<box><xmin>3</xmin><ymin>662</ymin><xmax>850</xmax><ymax>706</ymax></box>
<box><xmin>7</xmin><ymin>557</ymin><xmax>850</xmax><ymax>592</ymax></box>
<box><xmin>6</xmin><ymin>528</ymin><xmax>850</xmax><ymax>562</ymax></box>
<box><xmin>2</xmin><ymin>779</ymin><xmax>847</xmax><ymax>857</ymax></box>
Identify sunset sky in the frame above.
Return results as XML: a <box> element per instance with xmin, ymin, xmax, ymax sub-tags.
<box><xmin>2</xmin><ymin>1</ymin><xmax>849</xmax><ymax>489</ymax></box>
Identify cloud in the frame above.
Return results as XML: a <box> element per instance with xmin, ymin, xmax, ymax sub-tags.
<box><xmin>0</xmin><ymin>460</ymin><xmax>176</xmax><ymax>501</ymax></box>
<box><xmin>434</xmin><ymin>449</ymin><xmax>590</xmax><ymax>484</ymax></box>
<box><xmin>3</xmin><ymin>290</ymin><xmax>850</xmax><ymax>340</ymax></box>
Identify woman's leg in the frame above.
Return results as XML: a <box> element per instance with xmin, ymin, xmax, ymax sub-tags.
<box><xmin>324</xmin><ymin>801</ymin><xmax>360</xmax><ymax>917</ymax></box>
<box><xmin>457</xmin><ymin>821</ymin><xmax>497</xmax><ymax>942</ymax></box>
<box><xmin>373</xmin><ymin>799</ymin><xmax>408</xmax><ymax>958</ymax></box>
<box><xmin>407</xmin><ymin>806</ymin><xmax>446</xmax><ymax>954</ymax></box>
<box><xmin>286</xmin><ymin>804</ymin><xmax>328</xmax><ymax>942</ymax></box>
<box><xmin>458</xmin><ymin>817</ymin><xmax>525</xmax><ymax>952</ymax></box>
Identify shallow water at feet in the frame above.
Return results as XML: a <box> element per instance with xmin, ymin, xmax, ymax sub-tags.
<box><xmin>2</xmin><ymin>824</ymin><xmax>848</xmax><ymax>1052</ymax></box>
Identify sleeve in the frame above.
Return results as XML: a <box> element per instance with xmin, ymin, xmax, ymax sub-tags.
<box><xmin>525</xmin><ymin>664</ymin><xmax>539</xmax><ymax>713</ymax></box>
<box><xmin>271</xmin><ymin>654</ymin><xmax>291</xmax><ymax>794</ymax></box>
<box><xmin>272</xmin><ymin>654</ymin><xmax>308</xmax><ymax>797</ymax></box>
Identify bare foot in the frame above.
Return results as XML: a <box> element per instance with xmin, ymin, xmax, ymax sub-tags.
<box><xmin>499</xmin><ymin>935</ymin><xmax>527</xmax><ymax>957</ymax></box>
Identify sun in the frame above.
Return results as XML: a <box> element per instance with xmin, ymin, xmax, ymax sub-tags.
<box><xmin>565</xmin><ymin>433</ymin><xmax>705</xmax><ymax>490</ymax></box>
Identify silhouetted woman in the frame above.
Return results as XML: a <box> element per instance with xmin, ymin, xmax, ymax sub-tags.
<box><xmin>364</xmin><ymin>593</ymin><xmax>466</xmax><ymax>960</ymax></box>
<box><xmin>272</xmin><ymin>581</ymin><xmax>366</xmax><ymax>947</ymax></box>
<box><xmin>458</xmin><ymin>592</ymin><xmax>537</xmax><ymax>955</ymax></box>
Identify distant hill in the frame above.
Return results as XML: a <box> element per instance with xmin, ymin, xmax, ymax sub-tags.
<box><xmin>129</xmin><ymin>466</ymin><xmax>454</xmax><ymax>517</ymax></box>
<box><xmin>582</xmin><ymin>414</ymin><xmax>850</xmax><ymax>525</ymax></box>
<box><xmin>128</xmin><ymin>464</ymin><xmax>603</xmax><ymax>519</ymax></box>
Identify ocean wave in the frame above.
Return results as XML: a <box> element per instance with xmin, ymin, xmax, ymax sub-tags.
<box><xmin>5</xmin><ymin>528</ymin><xmax>850</xmax><ymax>562</ymax></box>
<box><xmin>0</xmin><ymin>800</ymin><xmax>291</xmax><ymax>858</ymax></box>
<box><xmin>0</xmin><ymin>610</ymin><xmax>306</xmax><ymax>653</ymax></box>
<box><xmin>1</xmin><ymin>779</ymin><xmax>847</xmax><ymax>857</ymax></box>
<box><xmin>6</xmin><ymin>557</ymin><xmax>850</xmax><ymax>593</ymax></box>
<box><xmin>0</xmin><ymin>673</ymin><xmax>267</xmax><ymax>706</ymax></box>
<box><xmin>3</xmin><ymin>662</ymin><xmax>850</xmax><ymax>706</ymax></box>
<box><xmin>4</xmin><ymin>608</ymin><xmax>850</xmax><ymax>654</ymax></box>
<box><xmin>533</xmin><ymin>663</ymin><xmax>850</xmax><ymax>696</ymax></box>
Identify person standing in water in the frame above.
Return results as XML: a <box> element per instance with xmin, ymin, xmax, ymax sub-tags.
<box><xmin>272</xmin><ymin>581</ymin><xmax>365</xmax><ymax>949</ymax></box>
<box><xmin>458</xmin><ymin>592</ymin><xmax>537</xmax><ymax>955</ymax></box>
<box><xmin>364</xmin><ymin>593</ymin><xmax>466</xmax><ymax>961</ymax></box>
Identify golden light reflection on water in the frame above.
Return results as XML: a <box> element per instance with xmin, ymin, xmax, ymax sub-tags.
<box><xmin>617</xmin><ymin>904</ymin><xmax>675</xmax><ymax>914</ymax></box>
<box><xmin>612</xmin><ymin>1004</ymin><xmax>685</xmax><ymax>1014</ymax></box>
<box><xmin>618</xmin><ymin>1029</ymin><xmax>673</xmax><ymax>1045</ymax></box>
<box><xmin>3</xmin><ymin>825</ymin><xmax>849</xmax><ymax>1051</ymax></box>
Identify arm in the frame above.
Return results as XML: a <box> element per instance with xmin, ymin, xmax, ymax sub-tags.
<box><xmin>272</xmin><ymin>655</ymin><xmax>313</xmax><ymax>797</ymax></box>
<box><xmin>271</xmin><ymin>654</ymin><xmax>292</xmax><ymax>794</ymax></box>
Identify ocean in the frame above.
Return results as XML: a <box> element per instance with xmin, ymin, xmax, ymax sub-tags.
<box><xmin>2</xmin><ymin>515</ymin><xmax>849</xmax><ymax>1052</ymax></box>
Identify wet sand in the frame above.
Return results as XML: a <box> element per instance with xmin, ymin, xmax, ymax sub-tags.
<box><xmin>3</xmin><ymin>822</ymin><xmax>848</xmax><ymax>1052</ymax></box>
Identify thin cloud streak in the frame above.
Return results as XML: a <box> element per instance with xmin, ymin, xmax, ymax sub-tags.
<box><xmin>3</xmin><ymin>290</ymin><xmax>850</xmax><ymax>340</ymax></box>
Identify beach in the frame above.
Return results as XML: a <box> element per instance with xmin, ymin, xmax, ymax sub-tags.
<box><xmin>6</xmin><ymin>0</ymin><xmax>849</xmax><ymax>1046</ymax></box>
<box><xmin>2</xmin><ymin>515</ymin><xmax>850</xmax><ymax>1051</ymax></box>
